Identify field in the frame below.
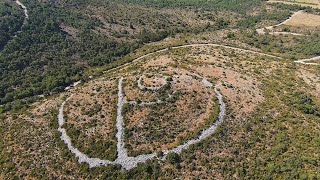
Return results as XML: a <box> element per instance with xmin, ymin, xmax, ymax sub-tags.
<box><xmin>268</xmin><ymin>0</ymin><xmax>320</xmax><ymax>8</ymax></box>
<box><xmin>265</xmin><ymin>11</ymin><xmax>320</xmax><ymax>35</ymax></box>
<box><xmin>284</xmin><ymin>11</ymin><xmax>320</xmax><ymax>27</ymax></box>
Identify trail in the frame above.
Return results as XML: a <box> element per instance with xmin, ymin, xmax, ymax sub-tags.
<box><xmin>12</xmin><ymin>0</ymin><xmax>28</xmax><ymax>36</ymax></box>
<box><xmin>102</xmin><ymin>43</ymin><xmax>318</xmax><ymax>77</ymax></box>
<box><xmin>163</xmin><ymin>87</ymin><xmax>225</xmax><ymax>156</ymax></box>
<box><xmin>102</xmin><ymin>43</ymin><xmax>282</xmax><ymax>75</ymax></box>
<box><xmin>58</xmin><ymin>95</ymin><xmax>115</xmax><ymax>168</ymax></box>
<box><xmin>295</xmin><ymin>56</ymin><xmax>320</xmax><ymax>65</ymax></box>
<box><xmin>80</xmin><ymin>42</ymin><xmax>318</xmax><ymax>89</ymax></box>
<box><xmin>58</xmin><ymin>73</ymin><xmax>226</xmax><ymax>170</ymax></box>
<box><xmin>15</xmin><ymin>0</ymin><xmax>28</xmax><ymax>19</ymax></box>
<box><xmin>137</xmin><ymin>75</ymin><xmax>168</xmax><ymax>91</ymax></box>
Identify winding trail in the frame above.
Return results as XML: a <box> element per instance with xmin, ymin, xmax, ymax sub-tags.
<box><xmin>102</xmin><ymin>43</ymin><xmax>282</xmax><ymax>75</ymax></box>
<box><xmin>58</xmin><ymin>95</ymin><xmax>114</xmax><ymax>167</ymax></box>
<box><xmin>65</xmin><ymin>81</ymin><xmax>81</xmax><ymax>90</ymax></box>
<box><xmin>163</xmin><ymin>82</ymin><xmax>226</xmax><ymax>155</ymax></box>
<box><xmin>13</xmin><ymin>0</ymin><xmax>28</xmax><ymax>37</ymax></box>
<box><xmin>101</xmin><ymin>43</ymin><xmax>318</xmax><ymax>68</ymax></box>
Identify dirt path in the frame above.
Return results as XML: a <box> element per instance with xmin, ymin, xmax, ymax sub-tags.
<box><xmin>13</xmin><ymin>0</ymin><xmax>29</xmax><ymax>36</ymax></box>
<box><xmin>295</xmin><ymin>56</ymin><xmax>320</xmax><ymax>65</ymax></box>
<box><xmin>163</xmin><ymin>86</ymin><xmax>225</xmax><ymax>155</ymax></box>
<box><xmin>15</xmin><ymin>0</ymin><xmax>28</xmax><ymax>19</ymax></box>
<box><xmin>58</xmin><ymin>95</ymin><xmax>115</xmax><ymax>167</ymax></box>
<box><xmin>137</xmin><ymin>75</ymin><xmax>168</xmax><ymax>91</ymax></box>
<box><xmin>103</xmin><ymin>43</ymin><xmax>282</xmax><ymax>76</ymax></box>
<box><xmin>102</xmin><ymin>43</ymin><xmax>318</xmax><ymax>78</ymax></box>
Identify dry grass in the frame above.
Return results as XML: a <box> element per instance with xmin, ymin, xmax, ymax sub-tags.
<box><xmin>123</xmin><ymin>71</ymin><xmax>215</xmax><ymax>155</ymax></box>
<box><xmin>297</xmin><ymin>68</ymin><xmax>320</xmax><ymax>101</ymax></box>
<box><xmin>284</xmin><ymin>11</ymin><xmax>320</xmax><ymax>27</ymax></box>
<box><xmin>63</xmin><ymin>78</ymin><xmax>118</xmax><ymax>160</ymax></box>
<box><xmin>143</xmin><ymin>55</ymin><xmax>174</xmax><ymax>68</ymax></box>
<box><xmin>268</xmin><ymin>0</ymin><xmax>320</xmax><ymax>9</ymax></box>
<box><xmin>59</xmin><ymin>24</ymin><xmax>79</xmax><ymax>38</ymax></box>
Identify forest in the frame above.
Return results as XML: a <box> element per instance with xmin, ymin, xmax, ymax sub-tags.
<box><xmin>118</xmin><ymin>0</ymin><xmax>263</xmax><ymax>14</ymax></box>
<box><xmin>0</xmin><ymin>0</ymin><xmax>24</xmax><ymax>50</ymax></box>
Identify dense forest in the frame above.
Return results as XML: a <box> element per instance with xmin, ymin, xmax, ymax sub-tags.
<box><xmin>118</xmin><ymin>0</ymin><xmax>263</xmax><ymax>14</ymax></box>
<box><xmin>0</xmin><ymin>0</ymin><xmax>24</xmax><ymax>50</ymax></box>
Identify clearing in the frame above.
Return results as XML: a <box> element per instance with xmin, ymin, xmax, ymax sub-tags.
<box><xmin>283</xmin><ymin>11</ymin><xmax>320</xmax><ymax>27</ymax></box>
<box><xmin>268</xmin><ymin>0</ymin><xmax>320</xmax><ymax>9</ymax></box>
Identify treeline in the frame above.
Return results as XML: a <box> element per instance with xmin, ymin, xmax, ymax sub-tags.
<box><xmin>117</xmin><ymin>0</ymin><xmax>263</xmax><ymax>14</ymax></box>
<box><xmin>237</xmin><ymin>10</ymin><xmax>292</xmax><ymax>28</ymax></box>
<box><xmin>236</xmin><ymin>1</ymin><xmax>320</xmax><ymax>29</ymax></box>
<box><xmin>0</xmin><ymin>0</ymin><xmax>24</xmax><ymax>50</ymax></box>
<box><xmin>242</xmin><ymin>31</ymin><xmax>320</xmax><ymax>59</ymax></box>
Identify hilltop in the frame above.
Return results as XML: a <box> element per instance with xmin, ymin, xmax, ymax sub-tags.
<box><xmin>0</xmin><ymin>0</ymin><xmax>320</xmax><ymax>179</ymax></box>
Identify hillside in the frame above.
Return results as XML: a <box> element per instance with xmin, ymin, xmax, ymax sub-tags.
<box><xmin>0</xmin><ymin>0</ymin><xmax>320</xmax><ymax>179</ymax></box>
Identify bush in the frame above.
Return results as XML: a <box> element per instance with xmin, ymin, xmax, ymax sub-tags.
<box><xmin>166</xmin><ymin>152</ymin><xmax>181</xmax><ymax>164</ymax></box>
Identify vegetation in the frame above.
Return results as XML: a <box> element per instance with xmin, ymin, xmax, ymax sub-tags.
<box><xmin>118</xmin><ymin>0</ymin><xmax>264</xmax><ymax>14</ymax></box>
<box><xmin>1</xmin><ymin>0</ymin><xmax>320</xmax><ymax>179</ymax></box>
<box><xmin>122</xmin><ymin>73</ymin><xmax>213</xmax><ymax>156</ymax></box>
<box><xmin>62</xmin><ymin>80</ymin><xmax>119</xmax><ymax>160</ymax></box>
<box><xmin>0</xmin><ymin>0</ymin><xmax>25</xmax><ymax>50</ymax></box>
<box><xmin>0</xmin><ymin>0</ymin><xmax>192</xmax><ymax>112</ymax></box>
<box><xmin>292</xmin><ymin>92</ymin><xmax>320</xmax><ymax>116</ymax></box>
<box><xmin>240</xmin><ymin>30</ymin><xmax>320</xmax><ymax>59</ymax></box>
<box><xmin>166</xmin><ymin>152</ymin><xmax>181</xmax><ymax>164</ymax></box>
<box><xmin>0</xmin><ymin>0</ymin><xmax>308</xmax><ymax>113</ymax></box>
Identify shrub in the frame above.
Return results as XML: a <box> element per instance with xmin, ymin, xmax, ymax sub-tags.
<box><xmin>166</xmin><ymin>152</ymin><xmax>181</xmax><ymax>164</ymax></box>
